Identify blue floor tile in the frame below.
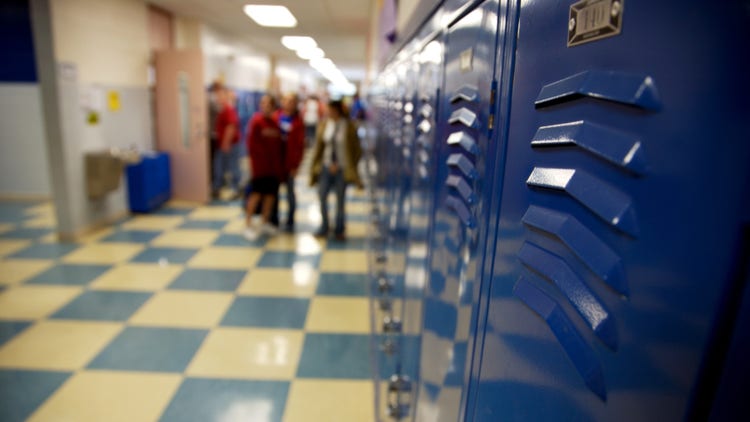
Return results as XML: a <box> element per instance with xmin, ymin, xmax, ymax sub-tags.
<box><xmin>221</xmin><ymin>297</ymin><xmax>309</xmax><ymax>329</ymax></box>
<box><xmin>179</xmin><ymin>220</ymin><xmax>227</xmax><ymax>230</ymax></box>
<box><xmin>8</xmin><ymin>243</ymin><xmax>80</xmax><ymax>260</ymax></box>
<box><xmin>51</xmin><ymin>291</ymin><xmax>151</xmax><ymax>321</ymax></box>
<box><xmin>325</xmin><ymin>237</ymin><xmax>368</xmax><ymax>250</ymax></box>
<box><xmin>0</xmin><ymin>321</ymin><xmax>33</xmax><ymax>347</ymax></box>
<box><xmin>130</xmin><ymin>247</ymin><xmax>199</xmax><ymax>264</ymax></box>
<box><xmin>0</xmin><ymin>202</ymin><xmax>37</xmax><ymax>223</ymax></box>
<box><xmin>152</xmin><ymin>207</ymin><xmax>194</xmax><ymax>216</ymax></box>
<box><xmin>1</xmin><ymin>228</ymin><xmax>52</xmax><ymax>240</ymax></box>
<box><xmin>168</xmin><ymin>269</ymin><xmax>245</xmax><ymax>292</ymax></box>
<box><xmin>213</xmin><ymin>233</ymin><xmax>267</xmax><ymax>248</ymax></box>
<box><xmin>316</xmin><ymin>273</ymin><xmax>369</xmax><ymax>296</ymax></box>
<box><xmin>256</xmin><ymin>251</ymin><xmax>320</xmax><ymax>269</ymax></box>
<box><xmin>88</xmin><ymin>327</ymin><xmax>207</xmax><ymax>372</ymax></box>
<box><xmin>100</xmin><ymin>230</ymin><xmax>161</xmax><ymax>243</ymax></box>
<box><xmin>25</xmin><ymin>264</ymin><xmax>110</xmax><ymax>286</ymax></box>
<box><xmin>296</xmin><ymin>334</ymin><xmax>370</xmax><ymax>379</ymax></box>
<box><xmin>160</xmin><ymin>378</ymin><xmax>288</xmax><ymax>422</ymax></box>
<box><xmin>0</xmin><ymin>369</ymin><xmax>71</xmax><ymax>422</ymax></box>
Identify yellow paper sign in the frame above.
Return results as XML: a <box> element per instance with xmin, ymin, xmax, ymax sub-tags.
<box><xmin>107</xmin><ymin>91</ymin><xmax>121</xmax><ymax>111</ymax></box>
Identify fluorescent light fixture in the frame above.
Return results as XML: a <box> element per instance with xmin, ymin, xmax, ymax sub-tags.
<box><xmin>281</xmin><ymin>36</ymin><xmax>317</xmax><ymax>51</ymax></box>
<box><xmin>296</xmin><ymin>47</ymin><xmax>324</xmax><ymax>60</ymax></box>
<box><xmin>243</xmin><ymin>5</ymin><xmax>297</xmax><ymax>27</ymax></box>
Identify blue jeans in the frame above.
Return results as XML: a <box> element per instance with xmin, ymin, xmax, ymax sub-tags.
<box><xmin>212</xmin><ymin>143</ymin><xmax>240</xmax><ymax>192</ymax></box>
<box><xmin>283</xmin><ymin>175</ymin><xmax>296</xmax><ymax>226</ymax></box>
<box><xmin>318</xmin><ymin>168</ymin><xmax>347</xmax><ymax>235</ymax></box>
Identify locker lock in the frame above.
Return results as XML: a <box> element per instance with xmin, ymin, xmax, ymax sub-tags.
<box><xmin>382</xmin><ymin>316</ymin><xmax>402</xmax><ymax>333</ymax></box>
<box><xmin>378</xmin><ymin>277</ymin><xmax>394</xmax><ymax>294</ymax></box>
<box><xmin>378</xmin><ymin>298</ymin><xmax>392</xmax><ymax>311</ymax></box>
<box><xmin>380</xmin><ymin>338</ymin><xmax>398</xmax><ymax>355</ymax></box>
<box><xmin>388</xmin><ymin>374</ymin><xmax>412</xmax><ymax>393</ymax></box>
<box><xmin>387</xmin><ymin>403</ymin><xmax>410</xmax><ymax>419</ymax></box>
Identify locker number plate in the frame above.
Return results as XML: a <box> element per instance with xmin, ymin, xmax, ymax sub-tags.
<box><xmin>568</xmin><ymin>0</ymin><xmax>623</xmax><ymax>47</ymax></box>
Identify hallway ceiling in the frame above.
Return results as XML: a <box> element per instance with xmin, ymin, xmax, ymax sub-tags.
<box><xmin>148</xmin><ymin>0</ymin><xmax>373</xmax><ymax>69</ymax></box>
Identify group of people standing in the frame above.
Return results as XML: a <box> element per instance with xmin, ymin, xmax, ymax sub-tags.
<box><xmin>210</xmin><ymin>83</ymin><xmax>362</xmax><ymax>242</ymax></box>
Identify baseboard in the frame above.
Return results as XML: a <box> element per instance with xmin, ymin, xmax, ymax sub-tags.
<box><xmin>56</xmin><ymin>210</ymin><xmax>130</xmax><ymax>243</ymax></box>
<box><xmin>0</xmin><ymin>194</ymin><xmax>51</xmax><ymax>202</ymax></box>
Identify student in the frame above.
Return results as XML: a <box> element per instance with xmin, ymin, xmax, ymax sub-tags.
<box><xmin>309</xmin><ymin>99</ymin><xmax>363</xmax><ymax>240</ymax></box>
<box><xmin>244</xmin><ymin>95</ymin><xmax>283</xmax><ymax>241</ymax></box>
<box><xmin>212</xmin><ymin>87</ymin><xmax>241</xmax><ymax>199</ymax></box>
<box><xmin>273</xmin><ymin>92</ymin><xmax>305</xmax><ymax>231</ymax></box>
<box><xmin>302</xmin><ymin>95</ymin><xmax>322</xmax><ymax>146</ymax></box>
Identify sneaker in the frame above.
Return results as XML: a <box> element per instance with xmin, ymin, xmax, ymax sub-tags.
<box><xmin>334</xmin><ymin>233</ymin><xmax>346</xmax><ymax>241</ymax></box>
<box><xmin>243</xmin><ymin>227</ymin><xmax>259</xmax><ymax>241</ymax></box>
<box><xmin>260</xmin><ymin>223</ymin><xmax>279</xmax><ymax>236</ymax></box>
<box><xmin>314</xmin><ymin>227</ymin><xmax>328</xmax><ymax>238</ymax></box>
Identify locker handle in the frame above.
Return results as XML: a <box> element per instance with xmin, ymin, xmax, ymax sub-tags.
<box><xmin>514</xmin><ymin>277</ymin><xmax>607</xmax><ymax>401</ymax></box>
<box><xmin>532</xmin><ymin>120</ymin><xmax>648</xmax><ymax>176</ymax></box>
<box><xmin>522</xmin><ymin>205</ymin><xmax>628</xmax><ymax>295</ymax></box>
<box><xmin>526</xmin><ymin>167</ymin><xmax>639</xmax><ymax>236</ymax></box>
<box><xmin>535</xmin><ymin>70</ymin><xmax>661</xmax><ymax>110</ymax></box>
<box><xmin>517</xmin><ymin>242</ymin><xmax>618</xmax><ymax>350</ymax></box>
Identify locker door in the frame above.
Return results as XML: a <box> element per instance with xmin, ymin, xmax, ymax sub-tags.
<box><xmin>415</xmin><ymin>1</ymin><xmax>500</xmax><ymax>420</ymax></box>
<box><xmin>473</xmin><ymin>1</ymin><xmax>750</xmax><ymax>420</ymax></box>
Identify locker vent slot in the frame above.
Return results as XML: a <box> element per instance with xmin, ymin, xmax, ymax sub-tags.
<box><xmin>526</xmin><ymin>167</ymin><xmax>639</xmax><ymax>236</ymax></box>
<box><xmin>446</xmin><ymin>132</ymin><xmax>479</xmax><ymax>156</ymax></box>
<box><xmin>446</xmin><ymin>175</ymin><xmax>476</xmax><ymax>205</ymax></box>
<box><xmin>534</xmin><ymin>70</ymin><xmax>661</xmax><ymax>110</ymax></box>
<box><xmin>449</xmin><ymin>85</ymin><xmax>479</xmax><ymax>103</ymax></box>
<box><xmin>446</xmin><ymin>196</ymin><xmax>476</xmax><ymax>228</ymax></box>
<box><xmin>518</xmin><ymin>242</ymin><xmax>618</xmax><ymax>350</ymax></box>
<box><xmin>447</xmin><ymin>154</ymin><xmax>478</xmax><ymax>180</ymax></box>
<box><xmin>522</xmin><ymin>205</ymin><xmax>627</xmax><ymax>295</ymax></box>
<box><xmin>532</xmin><ymin>120</ymin><xmax>647</xmax><ymax>175</ymax></box>
<box><xmin>448</xmin><ymin>108</ymin><xmax>478</xmax><ymax>128</ymax></box>
<box><xmin>514</xmin><ymin>277</ymin><xmax>607</xmax><ymax>400</ymax></box>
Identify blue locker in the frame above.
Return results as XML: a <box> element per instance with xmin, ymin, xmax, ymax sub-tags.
<box><xmin>414</xmin><ymin>1</ymin><xmax>502</xmax><ymax>420</ymax></box>
<box><xmin>469</xmin><ymin>1</ymin><xmax>750</xmax><ymax>420</ymax></box>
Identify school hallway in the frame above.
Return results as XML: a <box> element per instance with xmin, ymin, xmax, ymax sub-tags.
<box><xmin>0</xmin><ymin>151</ymin><xmax>377</xmax><ymax>421</ymax></box>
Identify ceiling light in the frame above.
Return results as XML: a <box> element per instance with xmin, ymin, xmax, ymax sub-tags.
<box><xmin>296</xmin><ymin>47</ymin><xmax>324</xmax><ymax>60</ymax></box>
<box><xmin>281</xmin><ymin>36</ymin><xmax>317</xmax><ymax>51</ymax></box>
<box><xmin>243</xmin><ymin>5</ymin><xmax>297</xmax><ymax>27</ymax></box>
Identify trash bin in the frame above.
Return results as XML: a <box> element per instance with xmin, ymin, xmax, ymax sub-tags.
<box><xmin>126</xmin><ymin>152</ymin><xmax>171</xmax><ymax>213</ymax></box>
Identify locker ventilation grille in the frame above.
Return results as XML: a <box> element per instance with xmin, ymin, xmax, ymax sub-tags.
<box><xmin>514</xmin><ymin>71</ymin><xmax>660</xmax><ymax>401</ymax></box>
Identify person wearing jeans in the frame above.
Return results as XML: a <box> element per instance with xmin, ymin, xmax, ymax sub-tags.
<box><xmin>273</xmin><ymin>93</ymin><xmax>305</xmax><ymax>231</ymax></box>
<box><xmin>309</xmin><ymin>99</ymin><xmax>362</xmax><ymax>240</ymax></box>
<box><xmin>211</xmin><ymin>88</ymin><xmax>241</xmax><ymax>198</ymax></box>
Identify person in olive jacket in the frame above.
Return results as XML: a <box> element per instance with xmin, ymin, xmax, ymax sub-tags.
<box><xmin>309</xmin><ymin>99</ymin><xmax>363</xmax><ymax>240</ymax></box>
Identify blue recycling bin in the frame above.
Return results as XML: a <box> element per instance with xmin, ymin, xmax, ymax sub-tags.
<box><xmin>126</xmin><ymin>152</ymin><xmax>171</xmax><ymax>213</ymax></box>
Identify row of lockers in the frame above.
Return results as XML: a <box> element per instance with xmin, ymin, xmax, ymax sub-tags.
<box><xmin>365</xmin><ymin>0</ymin><xmax>750</xmax><ymax>420</ymax></box>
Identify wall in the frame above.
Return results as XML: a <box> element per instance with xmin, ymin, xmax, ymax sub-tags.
<box><xmin>45</xmin><ymin>0</ymin><xmax>152</xmax><ymax>236</ymax></box>
<box><xmin>0</xmin><ymin>0</ymin><xmax>51</xmax><ymax>198</ymax></box>
<box><xmin>201</xmin><ymin>26</ymin><xmax>270</xmax><ymax>91</ymax></box>
<box><xmin>0</xmin><ymin>85</ymin><xmax>51</xmax><ymax>197</ymax></box>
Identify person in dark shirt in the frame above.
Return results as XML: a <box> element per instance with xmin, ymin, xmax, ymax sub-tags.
<box><xmin>244</xmin><ymin>94</ymin><xmax>283</xmax><ymax>241</ymax></box>
<box><xmin>273</xmin><ymin>92</ymin><xmax>305</xmax><ymax>231</ymax></box>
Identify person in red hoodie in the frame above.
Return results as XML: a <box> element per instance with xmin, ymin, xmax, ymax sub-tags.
<box><xmin>273</xmin><ymin>92</ymin><xmax>305</xmax><ymax>231</ymax></box>
<box><xmin>243</xmin><ymin>94</ymin><xmax>283</xmax><ymax>241</ymax></box>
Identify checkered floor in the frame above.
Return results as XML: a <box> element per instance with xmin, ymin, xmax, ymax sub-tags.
<box><xmin>0</xmin><ymin>167</ymin><xmax>377</xmax><ymax>421</ymax></box>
